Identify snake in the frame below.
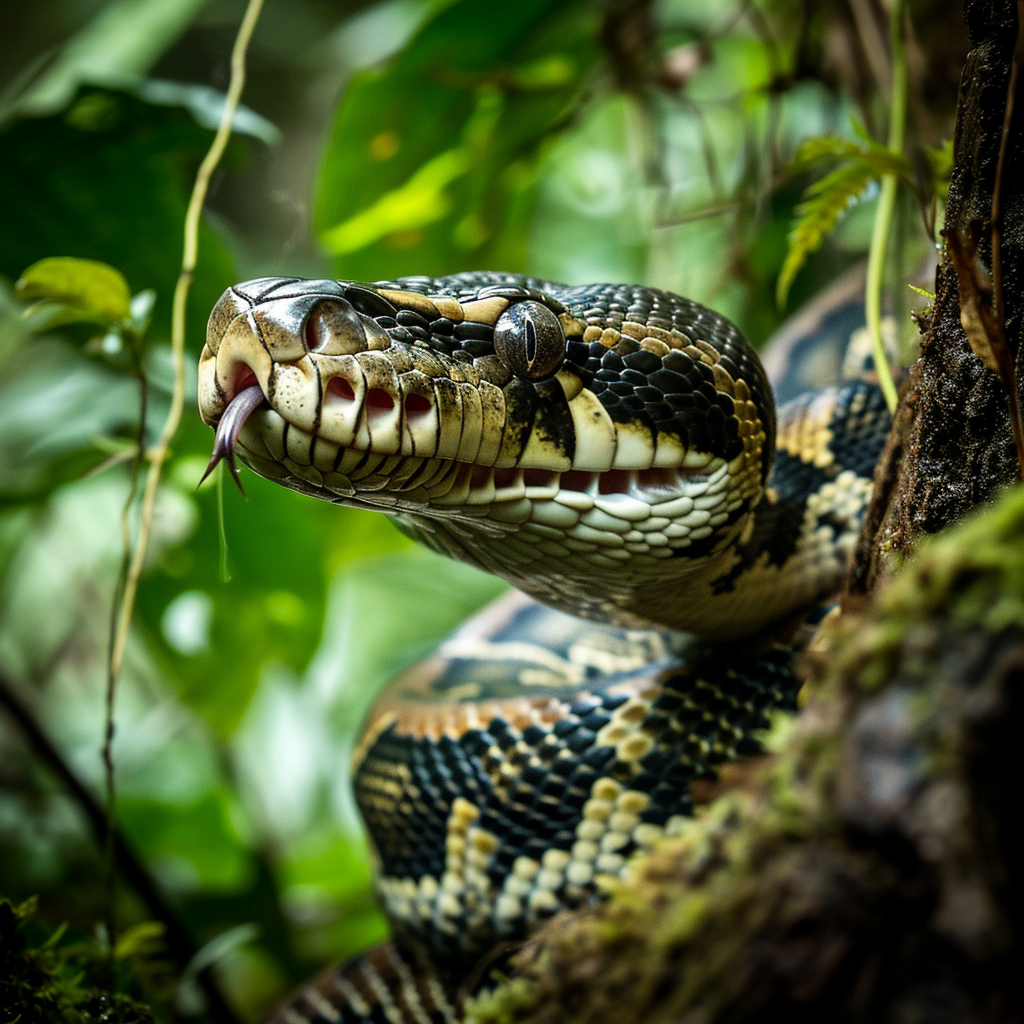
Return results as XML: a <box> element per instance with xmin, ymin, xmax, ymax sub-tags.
<box><xmin>196</xmin><ymin>272</ymin><xmax>891</xmax><ymax>1023</ymax></box>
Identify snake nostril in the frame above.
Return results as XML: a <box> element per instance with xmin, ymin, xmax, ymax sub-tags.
<box><xmin>366</xmin><ymin>388</ymin><xmax>395</xmax><ymax>413</ymax></box>
<box><xmin>326</xmin><ymin>376</ymin><xmax>355</xmax><ymax>404</ymax></box>
<box><xmin>304</xmin><ymin>307</ymin><xmax>327</xmax><ymax>352</ymax></box>
<box><xmin>404</xmin><ymin>393</ymin><xmax>431</xmax><ymax>420</ymax></box>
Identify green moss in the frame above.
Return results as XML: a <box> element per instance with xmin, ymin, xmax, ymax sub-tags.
<box><xmin>0</xmin><ymin>899</ymin><xmax>154</xmax><ymax>1024</ymax></box>
<box><xmin>465</xmin><ymin>978</ymin><xmax>541</xmax><ymax>1023</ymax></box>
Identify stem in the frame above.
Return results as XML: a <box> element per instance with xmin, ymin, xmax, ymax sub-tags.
<box><xmin>107</xmin><ymin>0</ymin><xmax>264</xmax><ymax>684</ymax></box>
<box><xmin>991</xmin><ymin>1</ymin><xmax>1022</xmax><ymax>332</ymax></box>
<box><xmin>990</xmin><ymin>0</ymin><xmax>1024</xmax><ymax>478</ymax></box>
<box><xmin>864</xmin><ymin>0</ymin><xmax>907</xmax><ymax>415</ymax></box>
<box><xmin>101</xmin><ymin>334</ymin><xmax>147</xmax><ymax>979</ymax></box>
<box><xmin>96</xmin><ymin>0</ymin><xmax>262</xmax><ymax>1007</ymax></box>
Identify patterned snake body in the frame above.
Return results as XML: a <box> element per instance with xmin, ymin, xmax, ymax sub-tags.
<box><xmin>197</xmin><ymin>273</ymin><xmax>891</xmax><ymax>1022</ymax></box>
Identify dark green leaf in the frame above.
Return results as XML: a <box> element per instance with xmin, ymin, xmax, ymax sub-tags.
<box><xmin>9</xmin><ymin>0</ymin><xmax>210</xmax><ymax>119</ymax></box>
<box><xmin>0</xmin><ymin>86</ymin><xmax>238</xmax><ymax>346</ymax></box>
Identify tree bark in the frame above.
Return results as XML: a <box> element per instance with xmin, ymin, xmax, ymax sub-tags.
<box><xmin>850</xmin><ymin>0</ymin><xmax>1024</xmax><ymax>592</ymax></box>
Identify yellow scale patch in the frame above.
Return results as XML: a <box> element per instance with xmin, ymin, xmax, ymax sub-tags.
<box><xmin>777</xmin><ymin>387</ymin><xmax>838</xmax><ymax>468</ymax></box>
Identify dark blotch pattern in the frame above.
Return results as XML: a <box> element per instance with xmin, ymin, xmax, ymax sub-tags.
<box><xmin>355</xmin><ymin>642</ymin><xmax>799</xmax><ymax>963</ymax></box>
<box><xmin>712</xmin><ymin>379</ymin><xmax>891</xmax><ymax>593</ymax></box>
<box><xmin>366</xmin><ymin>274</ymin><xmax>770</xmax><ymax>470</ymax></box>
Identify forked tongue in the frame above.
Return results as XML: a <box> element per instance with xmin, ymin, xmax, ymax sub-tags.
<box><xmin>200</xmin><ymin>384</ymin><xmax>266</xmax><ymax>494</ymax></box>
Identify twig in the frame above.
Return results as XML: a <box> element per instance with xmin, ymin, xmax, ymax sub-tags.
<box><xmin>98</xmin><ymin>0</ymin><xmax>263</xmax><ymax>1006</ymax></box>
<box><xmin>864</xmin><ymin>0</ymin><xmax>906</xmax><ymax>414</ymax></box>
<box><xmin>992</xmin><ymin>1</ymin><xmax>1024</xmax><ymax>345</ymax></box>
<box><xmin>947</xmin><ymin>224</ymin><xmax>1024</xmax><ymax>481</ymax></box>
<box><xmin>102</xmin><ymin>338</ymin><xmax>147</xmax><ymax>979</ymax></box>
<box><xmin>0</xmin><ymin>669</ymin><xmax>240</xmax><ymax>1024</ymax></box>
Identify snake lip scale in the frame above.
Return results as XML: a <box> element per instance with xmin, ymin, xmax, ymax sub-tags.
<box><xmin>205</xmin><ymin>369</ymin><xmax>720</xmax><ymax>503</ymax></box>
<box><xmin>198</xmin><ymin>271</ymin><xmax>893</xmax><ymax>1023</ymax></box>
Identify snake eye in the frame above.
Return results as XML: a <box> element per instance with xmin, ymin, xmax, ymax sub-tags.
<box><xmin>493</xmin><ymin>301</ymin><xmax>565</xmax><ymax>381</ymax></box>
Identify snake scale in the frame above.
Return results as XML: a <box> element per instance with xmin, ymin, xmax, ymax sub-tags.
<box><xmin>197</xmin><ymin>272</ymin><xmax>891</xmax><ymax>1023</ymax></box>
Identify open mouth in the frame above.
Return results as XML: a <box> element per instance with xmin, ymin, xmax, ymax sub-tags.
<box><xmin>201</xmin><ymin>361</ymin><xmax>729</xmax><ymax>537</ymax></box>
<box><xmin>201</xmin><ymin>396</ymin><xmax>730</xmax><ymax>557</ymax></box>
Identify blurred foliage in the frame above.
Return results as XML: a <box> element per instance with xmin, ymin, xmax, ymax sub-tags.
<box><xmin>0</xmin><ymin>0</ymin><xmax>964</xmax><ymax>1021</ymax></box>
<box><xmin>317</xmin><ymin>0</ymin><xmax>600</xmax><ymax>278</ymax></box>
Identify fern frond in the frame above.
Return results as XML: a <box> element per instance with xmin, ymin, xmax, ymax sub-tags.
<box><xmin>777</xmin><ymin>160</ymin><xmax>878</xmax><ymax>307</ymax></box>
<box><xmin>789</xmin><ymin>136</ymin><xmax>912</xmax><ymax>181</ymax></box>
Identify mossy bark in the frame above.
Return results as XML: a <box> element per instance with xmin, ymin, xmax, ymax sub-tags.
<box><xmin>465</xmin><ymin>2</ymin><xmax>1024</xmax><ymax>1020</ymax></box>
<box><xmin>850</xmin><ymin>0</ymin><xmax>1024</xmax><ymax>592</ymax></box>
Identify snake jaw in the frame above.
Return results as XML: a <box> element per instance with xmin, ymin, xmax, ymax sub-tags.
<box><xmin>197</xmin><ymin>274</ymin><xmax>810</xmax><ymax>635</ymax></box>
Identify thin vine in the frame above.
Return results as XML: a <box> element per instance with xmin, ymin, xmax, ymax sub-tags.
<box><xmin>102</xmin><ymin>321</ymin><xmax>147</xmax><ymax>978</ymax></box>
<box><xmin>100</xmin><ymin>0</ymin><xmax>265</xmax><ymax>970</ymax></box>
<box><xmin>864</xmin><ymin>0</ymin><xmax>907</xmax><ymax>414</ymax></box>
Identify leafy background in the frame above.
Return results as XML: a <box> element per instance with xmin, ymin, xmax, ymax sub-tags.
<box><xmin>0</xmin><ymin>0</ymin><xmax>964</xmax><ymax>1020</ymax></box>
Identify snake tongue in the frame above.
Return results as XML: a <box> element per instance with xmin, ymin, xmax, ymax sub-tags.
<box><xmin>200</xmin><ymin>383</ymin><xmax>267</xmax><ymax>495</ymax></box>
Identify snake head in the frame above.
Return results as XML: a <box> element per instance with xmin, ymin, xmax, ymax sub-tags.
<box><xmin>198</xmin><ymin>273</ymin><xmax>776</xmax><ymax>635</ymax></box>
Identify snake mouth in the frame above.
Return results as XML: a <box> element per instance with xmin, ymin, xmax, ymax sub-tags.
<box><xmin>200</xmin><ymin>349</ymin><xmax>738</xmax><ymax>561</ymax></box>
<box><xmin>207</xmin><ymin>388</ymin><xmax>735</xmax><ymax>563</ymax></box>
<box><xmin>199</xmin><ymin>341</ymin><xmax>732</xmax><ymax>526</ymax></box>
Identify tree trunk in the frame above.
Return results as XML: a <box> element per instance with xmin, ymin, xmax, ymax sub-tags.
<box><xmin>851</xmin><ymin>0</ymin><xmax>1024</xmax><ymax>592</ymax></box>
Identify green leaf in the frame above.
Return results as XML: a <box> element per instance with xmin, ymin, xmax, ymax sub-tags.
<box><xmin>9</xmin><ymin>0</ymin><xmax>209</xmax><ymax>119</ymax></box>
<box><xmin>133</xmin><ymin>79</ymin><xmax>281</xmax><ymax>145</ymax></box>
<box><xmin>16</xmin><ymin>256</ymin><xmax>132</xmax><ymax>327</ymax></box>
<box><xmin>321</xmin><ymin>148</ymin><xmax>471</xmax><ymax>254</ymax></box>
<box><xmin>777</xmin><ymin>160</ymin><xmax>879</xmax><ymax>307</ymax></box>
<box><xmin>315</xmin><ymin>0</ymin><xmax>598</xmax><ymax>280</ymax></box>
<box><xmin>0</xmin><ymin>86</ymin><xmax>237</xmax><ymax>345</ymax></box>
<box><xmin>927</xmin><ymin>137</ymin><xmax>954</xmax><ymax>184</ymax></box>
<box><xmin>113</xmin><ymin>921</ymin><xmax>165</xmax><ymax>961</ymax></box>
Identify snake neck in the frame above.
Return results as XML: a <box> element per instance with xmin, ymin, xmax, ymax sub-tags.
<box><xmin>392</xmin><ymin>378</ymin><xmax>891</xmax><ymax>641</ymax></box>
